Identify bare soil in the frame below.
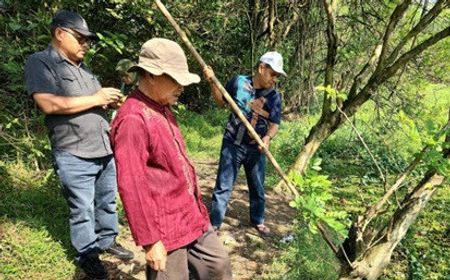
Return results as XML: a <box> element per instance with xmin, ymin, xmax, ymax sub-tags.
<box><xmin>74</xmin><ymin>159</ymin><xmax>295</xmax><ymax>280</ymax></box>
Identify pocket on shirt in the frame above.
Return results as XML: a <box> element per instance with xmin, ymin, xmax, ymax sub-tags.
<box><xmin>60</xmin><ymin>75</ymin><xmax>82</xmax><ymax>96</ymax></box>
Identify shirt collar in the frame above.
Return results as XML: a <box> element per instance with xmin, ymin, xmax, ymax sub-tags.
<box><xmin>134</xmin><ymin>88</ymin><xmax>168</xmax><ymax>112</ymax></box>
<box><xmin>246</xmin><ymin>75</ymin><xmax>274</xmax><ymax>97</ymax></box>
<box><xmin>46</xmin><ymin>44</ymin><xmax>85</xmax><ymax>68</ymax></box>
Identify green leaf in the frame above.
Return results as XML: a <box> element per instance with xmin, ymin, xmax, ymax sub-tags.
<box><xmin>289</xmin><ymin>200</ymin><xmax>298</xmax><ymax>208</ymax></box>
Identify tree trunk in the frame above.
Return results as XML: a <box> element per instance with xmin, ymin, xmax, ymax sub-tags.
<box><xmin>286</xmin><ymin>82</ymin><xmax>375</xmax><ymax>177</ymax></box>
<box><xmin>279</xmin><ymin>18</ymin><xmax>448</xmax><ymax>177</ymax></box>
<box><xmin>339</xmin><ymin>172</ymin><xmax>446</xmax><ymax>280</ymax></box>
<box><xmin>290</xmin><ymin>110</ymin><xmax>342</xmax><ymax>173</ymax></box>
<box><xmin>268</xmin><ymin>0</ymin><xmax>276</xmax><ymax>47</ymax></box>
<box><xmin>338</xmin><ymin>110</ymin><xmax>450</xmax><ymax>279</ymax></box>
<box><xmin>285</xmin><ymin>0</ymin><xmax>338</xmax><ymax>175</ymax></box>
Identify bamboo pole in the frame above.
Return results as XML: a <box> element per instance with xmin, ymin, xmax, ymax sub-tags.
<box><xmin>154</xmin><ymin>0</ymin><xmax>298</xmax><ymax>197</ymax></box>
<box><xmin>153</xmin><ymin>2</ymin><xmax>343</xmax><ymax>256</ymax></box>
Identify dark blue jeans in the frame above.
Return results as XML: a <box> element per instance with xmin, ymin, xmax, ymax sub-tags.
<box><xmin>210</xmin><ymin>139</ymin><xmax>267</xmax><ymax>227</ymax></box>
<box><xmin>51</xmin><ymin>150</ymin><xmax>119</xmax><ymax>260</ymax></box>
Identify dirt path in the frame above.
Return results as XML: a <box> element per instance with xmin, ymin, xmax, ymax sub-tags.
<box><xmin>75</xmin><ymin>159</ymin><xmax>295</xmax><ymax>280</ymax></box>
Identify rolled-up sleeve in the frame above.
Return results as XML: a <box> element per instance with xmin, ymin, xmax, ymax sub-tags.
<box><xmin>111</xmin><ymin>114</ymin><xmax>162</xmax><ymax>246</ymax></box>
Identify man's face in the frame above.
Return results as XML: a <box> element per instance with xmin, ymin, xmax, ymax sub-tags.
<box><xmin>153</xmin><ymin>74</ymin><xmax>184</xmax><ymax>106</ymax></box>
<box><xmin>57</xmin><ymin>27</ymin><xmax>91</xmax><ymax>63</ymax></box>
<box><xmin>121</xmin><ymin>74</ymin><xmax>133</xmax><ymax>85</ymax></box>
<box><xmin>258</xmin><ymin>64</ymin><xmax>280</xmax><ymax>89</ymax></box>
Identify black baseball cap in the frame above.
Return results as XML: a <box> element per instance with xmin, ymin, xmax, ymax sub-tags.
<box><xmin>51</xmin><ymin>10</ymin><xmax>98</xmax><ymax>40</ymax></box>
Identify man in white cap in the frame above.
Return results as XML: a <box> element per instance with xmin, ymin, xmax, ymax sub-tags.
<box><xmin>204</xmin><ymin>51</ymin><xmax>287</xmax><ymax>237</ymax></box>
<box><xmin>110</xmin><ymin>38</ymin><xmax>232</xmax><ymax>280</ymax></box>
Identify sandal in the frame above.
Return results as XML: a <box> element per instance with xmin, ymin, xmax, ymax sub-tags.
<box><xmin>255</xmin><ymin>224</ymin><xmax>271</xmax><ymax>237</ymax></box>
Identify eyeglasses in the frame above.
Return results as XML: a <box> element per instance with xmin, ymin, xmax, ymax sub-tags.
<box><xmin>60</xmin><ymin>28</ymin><xmax>91</xmax><ymax>45</ymax></box>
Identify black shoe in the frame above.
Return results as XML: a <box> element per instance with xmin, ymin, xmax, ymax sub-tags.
<box><xmin>105</xmin><ymin>242</ymin><xmax>134</xmax><ymax>261</ymax></box>
<box><xmin>79</xmin><ymin>253</ymin><xmax>108</xmax><ymax>280</ymax></box>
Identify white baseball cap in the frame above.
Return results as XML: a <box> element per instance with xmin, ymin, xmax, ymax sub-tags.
<box><xmin>259</xmin><ymin>51</ymin><xmax>287</xmax><ymax>76</ymax></box>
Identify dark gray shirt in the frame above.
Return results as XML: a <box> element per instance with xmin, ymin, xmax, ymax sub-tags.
<box><xmin>25</xmin><ymin>45</ymin><xmax>112</xmax><ymax>158</ymax></box>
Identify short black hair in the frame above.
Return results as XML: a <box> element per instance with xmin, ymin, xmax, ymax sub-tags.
<box><xmin>50</xmin><ymin>25</ymin><xmax>58</xmax><ymax>37</ymax></box>
<box><xmin>255</xmin><ymin>62</ymin><xmax>271</xmax><ymax>70</ymax></box>
<box><xmin>137</xmin><ymin>68</ymin><xmax>152</xmax><ymax>80</ymax></box>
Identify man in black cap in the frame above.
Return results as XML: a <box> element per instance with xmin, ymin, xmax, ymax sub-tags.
<box><xmin>25</xmin><ymin>10</ymin><xmax>133</xmax><ymax>279</ymax></box>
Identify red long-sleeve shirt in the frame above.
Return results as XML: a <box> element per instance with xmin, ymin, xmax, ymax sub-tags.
<box><xmin>110</xmin><ymin>89</ymin><xmax>209</xmax><ymax>251</ymax></box>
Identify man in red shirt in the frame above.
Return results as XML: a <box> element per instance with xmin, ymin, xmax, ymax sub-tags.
<box><xmin>110</xmin><ymin>38</ymin><xmax>232</xmax><ymax>280</ymax></box>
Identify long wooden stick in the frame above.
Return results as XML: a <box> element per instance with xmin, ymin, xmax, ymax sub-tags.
<box><xmin>154</xmin><ymin>0</ymin><xmax>298</xmax><ymax>197</ymax></box>
<box><xmin>153</xmin><ymin>2</ymin><xmax>341</xmax><ymax>255</ymax></box>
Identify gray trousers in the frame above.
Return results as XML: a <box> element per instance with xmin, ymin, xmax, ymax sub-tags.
<box><xmin>146</xmin><ymin>227</ymin><xmax>232</xmax><ymax>280</ymax></box>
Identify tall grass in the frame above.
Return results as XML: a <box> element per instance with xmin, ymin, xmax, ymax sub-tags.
<box><xmin>0</xmin><ymin>161</ymin><xmax>75</xmax><ymax>279</ymax></box>
<box><xmin>177</xmin><ymin>106</ymin><xmax>228</xmax><ymax>160</ymax></box>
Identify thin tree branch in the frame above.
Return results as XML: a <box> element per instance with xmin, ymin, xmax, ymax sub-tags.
<box><xmin>375</xmin><ymin>0</ymin><xmax>412</xmax><ymax>73</ymax></box>
<box><xmin>348</xmin><ymin>44</ymin><xmax>382</xmax><ymax>99</ymax></box>
<box><xmin>344</xmin><ymin>24</ymin><xmax>450</xmax><ymax>116</ymax></box>
<box><xmin>377</xmin><ymin>25</ymin><xmax>450</xmax><ymax>86</ymax></box>
<box><xmin>361</xmin><ymin>116</ymin><xmax>450</xmax><ymax>234</ymax></box>
<box><xmin>317</xmin><ymin>222</ymin><xmax>339</xmax><ymax>254</ymax></box>
<box><xmin>384</xmin><ymin>0</ymin><xmax>448</xmax><ymax>68</ymax></box>
<box><xmin>322</xmin><ymin>0</ymin><xmax>338</xmax><ymax>113</ymax></box>
<box><xmin>268</xmin><ymin>0</ymin><xmax>276</xmax><ymax>46</ymax></box>
<box><xmin>336</xmin><ymin>106</ymin><xmax>386</xmax><ymax>184</ymax></box>
<box><xmin>282</xmin><ymin>6</ymin><xmax>300</xmax><ymax>40</ymax></box>
<box><xmin>386</xmin><ymin>0</ymin><xmax>432</xmax><ymax>99</ymax></box>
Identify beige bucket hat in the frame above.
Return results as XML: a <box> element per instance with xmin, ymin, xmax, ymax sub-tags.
<box><xmin>128</xmin><ymin>38</ymin><xmax>200</xmax><ymax>86</ymax></box>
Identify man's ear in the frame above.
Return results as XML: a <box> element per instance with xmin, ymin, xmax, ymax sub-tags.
<box><xmin>54</xmin><ymin>27</ymin><xmax>65</xmax><ymax>42</ymax></box>
<box><xmin>257</xmin><ymin>63</ymin><xmax>265</xmax><ymax>74</ymax></box>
